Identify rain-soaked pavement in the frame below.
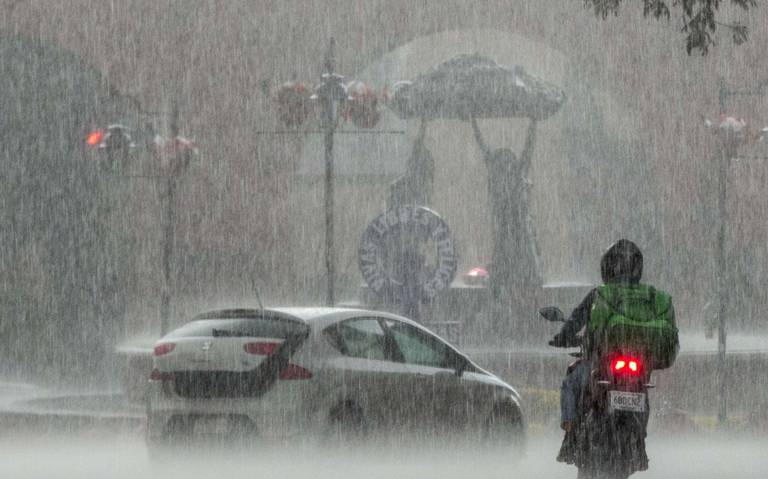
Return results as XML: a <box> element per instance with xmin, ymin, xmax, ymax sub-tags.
<box><xmin>1</xmin><ymin>433</ymin><xmax>766</xmax><ymax>479</ymax></box>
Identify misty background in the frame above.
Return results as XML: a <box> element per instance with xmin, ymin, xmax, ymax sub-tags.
<box><xmin>1</xmin><ymin>0</ymin><xmax>767</xmax><ymax>388</ymax></box>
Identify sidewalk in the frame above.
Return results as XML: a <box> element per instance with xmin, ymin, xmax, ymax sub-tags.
<box><xmin>0</xmin><ymin>381</ymin><xmax>45</xmax><ymax>408</ymax></box>
<box><xmin>0</xmin><ymin>382</ymin><xmax>143</xmax><ymax>436</ymax></box>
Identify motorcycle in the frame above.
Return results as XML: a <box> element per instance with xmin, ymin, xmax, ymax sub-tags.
<box><xmin>541</xmin><ymin>306</ymin><xmax>651</xmax><ymax>479</ymax></box>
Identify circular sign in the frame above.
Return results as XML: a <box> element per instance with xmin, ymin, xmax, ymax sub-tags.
<box><xmin>359</xmin><ymin>205</ymin><xmax>458</xmax><ymax>301</ymax></box>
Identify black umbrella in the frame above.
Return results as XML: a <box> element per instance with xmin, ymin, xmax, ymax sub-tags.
<box><xmin>388</xmin><ymin>54</ymin><xmax>565</xmax><ymax>121</ymax></box>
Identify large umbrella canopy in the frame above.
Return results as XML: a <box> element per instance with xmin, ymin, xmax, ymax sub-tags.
<box><xmin>388</xmin><ymin>53</ymin><xmax>565</xmax><ymax>121</ymax></box>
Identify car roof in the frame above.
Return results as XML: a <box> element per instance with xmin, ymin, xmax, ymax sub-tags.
<box><xmin>268</xmin><ymin>306</ymin><xmax>394</xmax><ymax>321</ymax></box>
<box><xmin>192</xmin><ymin>307</ymin><xmax>408</xmax><ymax>324</ymax></box>
<box><xmin>192</xmin><ymin>307</ymin><xmax>466</xmax><ymax>355</ymax></box>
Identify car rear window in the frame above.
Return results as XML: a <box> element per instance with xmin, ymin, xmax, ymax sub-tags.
<box><xmin>166</xmin><ymin>316</ymin><xmax>306</xmax><ymax>339</ymax></box>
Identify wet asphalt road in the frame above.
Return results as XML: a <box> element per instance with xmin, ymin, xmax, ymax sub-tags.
<box><xmin>1</xmin><ymin>433</ymin><xmax>766</xmax><ymax>479</ymax></box>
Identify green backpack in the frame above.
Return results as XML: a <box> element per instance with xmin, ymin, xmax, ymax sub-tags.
<box><xmin>588</xmin><ymin>283</ymin><xmax>679</xmax><ymax>370</ymax></box>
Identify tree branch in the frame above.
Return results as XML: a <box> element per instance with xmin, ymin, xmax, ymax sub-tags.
<box><xmin>581</xmin><ymin>0</ymin><xmax>757</xmax><ymax>55</ymax></box>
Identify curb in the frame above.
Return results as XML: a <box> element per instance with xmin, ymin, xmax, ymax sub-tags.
<box><xmin>0</xmin><ymin>393</ymin><xmax>144</xmax><ymax>437</ymax></box>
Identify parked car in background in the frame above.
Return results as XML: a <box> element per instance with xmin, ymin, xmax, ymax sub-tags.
<box><xmin>146</xmin><ymin>307</ymin><xmax>524</xmax><ymax>450</ymax></box>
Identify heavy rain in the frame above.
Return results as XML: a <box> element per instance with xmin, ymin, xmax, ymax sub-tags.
<box><xmin>1</xmin><ymin>1</ymin><xmax>767</xmax><ymax>478</ymax></box>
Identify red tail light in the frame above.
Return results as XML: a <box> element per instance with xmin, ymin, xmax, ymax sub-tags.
<box><xmin>278</xmin><ymin>363</ymin><xmax>312</xmax><ymax>380</ymax></box>
<box><xmin>149</xmin><ymin>369</ymin><xmax>174</xmax><ymax>381</ymax></box>
<box><xmin>611</xmin><ymin>356</ymin><xmax>642</xmax><ymax>375</ymax></box>
<box><xmin>153</xmin><ymin>343</ymin><xmax>176</xmax><ymax>356</ymax></box>
<box><xmin>244</xmin><ymin>342</ymin><xmax>278</xmax><ymax>355</ymax></box>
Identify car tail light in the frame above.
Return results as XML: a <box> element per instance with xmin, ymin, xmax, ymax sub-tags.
<box><xmin>243</xmin><ymin>342</ymin><xmax>278</xmax><ymax>355</ymax></box>
<box><xmin>611</xmin><ymin>356</ymin><xmax>642</xmax><ymax>375</ymax></box>
<box><xmin>153</xmin><ymin>343</ymin><xmax>176</xmax><ymax>356</ymax></box>
<box><xmin>278</xmin><ymin>363</ymin><xmax>312</xmax><ymax>380</ymax></box>
<box><xmin>149</xmin><ymin>369</ymin><xmax>174</xmax><ymax>381</ymax></box>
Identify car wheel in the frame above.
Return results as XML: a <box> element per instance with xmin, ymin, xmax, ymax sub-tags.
<box><xmin>146</xmin><ymin>417</ymin><xmax>175</xmax><ymax>465</ymax></box>
<box><xmin>225</xmin><ymin>415</ymin><xmax>259</xmax><ymax>442</ymax></box>
<box><xmin>484</xmin><ymin>402</ymin><xmax>526</xmax><ymax>453</ymax></box>
<box><xmin>327</xmin><ymin>399</ymin><xmax>367</xmax><ymax>443</ymax></box>
<box><xmin>165</xmin><ymin>415</ymin><xmax>195</xmax><ymax>442</ymax></box>
<box><xmin>147</xmin><ymin>414</ymin><xmax>195</xmax><ymax>457</ymax></box>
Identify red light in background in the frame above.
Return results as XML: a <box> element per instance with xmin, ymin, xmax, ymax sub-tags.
<box><xmin>464</xmin><ymin>267</ymin><xmax>489</xmax><ymax>286</ymax></box>
<box><xmin>466</xmin><ymin>267</ymin><xmax>488</xmax><ymax>277</ymax></box>
<box><xmin>613</xmin><ymin>360</ymin><xmax>626</xmax><ymax>371</ymax></box>
<box><xmin>86</xmin><ymin>130</ymin><xmax>104</xmax><ymax>146</ymax></box>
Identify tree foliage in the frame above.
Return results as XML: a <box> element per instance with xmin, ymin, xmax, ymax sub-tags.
<box><xmin>583</xmin><ymin>0</ymin><xmax>757</xmax><ymax>55</ymax></box>
<box><xmin>0</xmin><ymin>33</ymin><xmax>141</xmax><ymax>384</ymax></box>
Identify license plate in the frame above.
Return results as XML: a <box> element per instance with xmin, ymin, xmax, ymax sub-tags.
<box><xmin>609</xmin><ymin>391</ymin><xmax>646</xmax><ymax>413</ymax></box>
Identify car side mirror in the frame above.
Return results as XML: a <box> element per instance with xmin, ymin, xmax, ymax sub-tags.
<box><xmin>539</xmin><ymin>306</ymin><xmax>565</xmax><ymax>323</ymax></box>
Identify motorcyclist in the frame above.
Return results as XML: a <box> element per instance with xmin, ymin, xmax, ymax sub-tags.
<box><xmin>550</xmin><ymin>239</ymin><xmax>649</xmax><ymax>466</ymax></box>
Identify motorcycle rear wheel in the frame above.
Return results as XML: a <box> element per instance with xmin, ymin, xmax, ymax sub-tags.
<box><xmin>575</xmin><ymin>408</ymin><xmax>645</xmax><ymax>479</ymax></box>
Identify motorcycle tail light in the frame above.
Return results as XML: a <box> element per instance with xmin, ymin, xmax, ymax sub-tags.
<box><xmin>611</xmin><ymin>356</ymin><xmax>642</xmax><ymax>375</ymax></box>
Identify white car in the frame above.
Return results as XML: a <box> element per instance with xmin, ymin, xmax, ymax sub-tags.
<box><xmin>146</xmin><ymin>307</ymin><xmax>524</xmax><ymax>448</ymax></box>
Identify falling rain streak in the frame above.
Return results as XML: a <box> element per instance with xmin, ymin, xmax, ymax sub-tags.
<box><xmin>0</xmin><ymin>1</ymin><xmax>767</xmax><ymax>478</ymax></box>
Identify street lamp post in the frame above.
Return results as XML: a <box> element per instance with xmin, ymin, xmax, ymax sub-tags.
<box><xmin>159</xmin><ymin>175</ymin><xmax>177</xmax><ymax>335</ymax></box>
<box><xmin>314</xmin><ymin>38</ymin><xmax>348</xmax><ymax>307</ymax></box>
<box><xmin>714</xmin><ymin>121</ymin><xmax>730</xmax><ymax>426</ymax></box>
<box><xmin>715</xmin><ymin>79</ymin><xmax>734</xmax><ymax>425</ymax></box>
<box><xmin>93</xmin><ymin>104</ymin><xmax>190</xmax><ymax>337</ymax></box>
<box><xmin>159</xmin><ymin>104</ymin><xmax>191</xmax><ymax>335</ymax></box>
<box><xmin>256</xmin><ymin>39</ymin><xmax>404</xmax><ymax>306</ymax></box>
<box><xmin>159</xmin><ymin>116</ymin><xmax>178</xmax><ymax>336</ymax></box>
<box><xmin>715</xmin><ymin>77</ymin><xmax>768</xmax><ymax>424</ymax></box>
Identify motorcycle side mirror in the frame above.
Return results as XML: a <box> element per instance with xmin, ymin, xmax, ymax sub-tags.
<box><xmin>539</xmin><ymin>306</ymin><xmax>565</xmax><ymax>322</ymax></box>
